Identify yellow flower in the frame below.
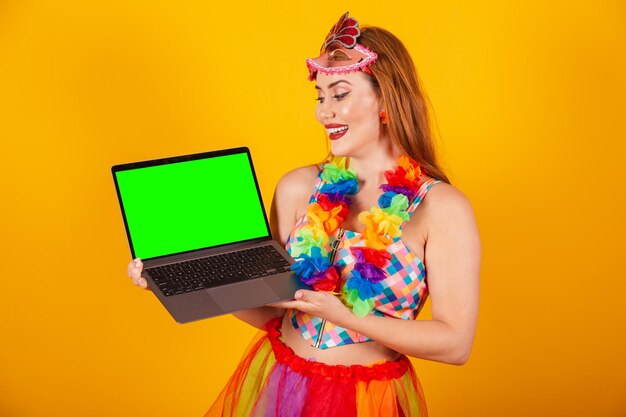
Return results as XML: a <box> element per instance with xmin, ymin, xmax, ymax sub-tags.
<box><xmin>359</xmin><ymin>208</ymin><xmax>404</xmax><ymax>239</ymax></box>
<box><xmin>330</xmin><ymin>155</ymin><xmax>348</xmax><ymax>170</ymax></box>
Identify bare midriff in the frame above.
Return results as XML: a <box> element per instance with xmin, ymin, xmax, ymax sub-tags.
<box><xmin>279</xmin><ymin>313</ymin><xmax>402</xmax><ymax>366</ymax></box>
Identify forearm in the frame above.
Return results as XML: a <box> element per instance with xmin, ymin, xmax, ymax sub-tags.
<box><xmin>341</xmin><ymin>314</ymin><xmax>473</xmax><ymax>365</ymax></box>
<box><xmin>232</xmin><ymin>306</ymin><xmax>286</xmax><ymax>329</ymax></box>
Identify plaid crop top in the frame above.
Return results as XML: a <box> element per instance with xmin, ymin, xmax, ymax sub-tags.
<box><xmin>285</xmin><ymin>172</ymin><xmax>441</xmax><ymax>349</ymax></box>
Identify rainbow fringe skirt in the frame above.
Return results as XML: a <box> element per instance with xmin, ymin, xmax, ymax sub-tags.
<box><xmin>205</xmin><ymin>317</ymin><xmax>428</xmax><ymax>417</ymax></box>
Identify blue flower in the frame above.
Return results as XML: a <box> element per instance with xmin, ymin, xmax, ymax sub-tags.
<box><xmin>377</xmin><ymin>191</ymin><xmax>397</xmax><ymax>208</ymax></box>
<box><xmin>320</xmin><ymin>178</ymin><xmax>358</xmax><ymax>195</ymax></box>
<box><xmin>291</xmin><ymin>246</ymin><xmax>331</xmax><ymax>281</ymax></box>
<box><xmin>345</xmin><ymin>270</ymin><xmax>384</xmax><ymax>300</ymax></box>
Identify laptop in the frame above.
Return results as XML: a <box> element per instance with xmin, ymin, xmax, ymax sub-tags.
<box><xmin>112</xmin><ymin>147</ymin><xmax>309</xmax><ymax>323</ymax></box>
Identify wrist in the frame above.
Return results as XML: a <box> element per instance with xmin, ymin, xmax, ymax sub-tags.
<box><xmin>335</xmin><ymin>305</ymin><xmax>359</xmax><ymax>330</ymax></box>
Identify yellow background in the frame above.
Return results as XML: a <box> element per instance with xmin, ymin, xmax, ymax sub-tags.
<box><xmin>1</xmin><ymin>1</ymin><xmax>624</xmax><ymax>416</ymax></box>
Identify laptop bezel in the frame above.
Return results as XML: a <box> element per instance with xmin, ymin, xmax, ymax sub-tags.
<box><xmin>111</xmin><ymin>146</ymin><xmax>273</xmax><ymax>261</ymax></box>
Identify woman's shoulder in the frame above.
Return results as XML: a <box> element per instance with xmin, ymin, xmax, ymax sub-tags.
<box><xmin>420</xmin><ymin>177</ymin><xmax>477</xmax><ymax>227</ymax></box>
<box><xmin>276</xmin><ymin>165</ymin><xmax>320</xmax><ymax>205</ymax></box>
<box><xmin>275</xmin><ymin>165</ymin><xmax>321</xmax><ymax>197</ymax></box>
<box><xmin>271</xmin><ymin>165</ymin><xmax>321</xmax><ymax>245</ymax></box>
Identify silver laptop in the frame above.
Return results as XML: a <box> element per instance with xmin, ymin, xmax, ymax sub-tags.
<box><xmin>112</xmin><ymin>147</ymin><xmax>309</xmax><ymax>323</ymax></box>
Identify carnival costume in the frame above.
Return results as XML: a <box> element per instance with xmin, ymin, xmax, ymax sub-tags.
<box><xmin>206</xmin><ymin>12</ymin><xmax>439</xmax><ymax>417</ymax></box>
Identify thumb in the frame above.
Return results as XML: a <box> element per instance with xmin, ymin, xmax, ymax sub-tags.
<box><xmin>294</xmin><ymin>289</ymin><xmax>315</xmax><ymax>302</ymax></box>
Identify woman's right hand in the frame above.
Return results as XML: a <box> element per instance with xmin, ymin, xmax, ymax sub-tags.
<box><xmin>127</xmin><ymin>258</ymin><xmax>150</xmax><ymax>290</ymax></box>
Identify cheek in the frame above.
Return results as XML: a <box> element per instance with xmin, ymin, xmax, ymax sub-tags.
<box><xmin>339</xmin><ymin>101</ymin><xmax>363</xmax><ymax>121</ymax></box>
<box><xmin>339</xmin><ymin>99</ymin><xmax>379</xmax><ymax>127</ymax></box>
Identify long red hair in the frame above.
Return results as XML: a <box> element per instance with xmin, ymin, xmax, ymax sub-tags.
<box><xmin>321</xmin><ymin>26</ymin><xmax>450</xmax><ymax>184</ymax></box>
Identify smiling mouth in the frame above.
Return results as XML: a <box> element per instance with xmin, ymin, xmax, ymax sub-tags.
<box><xmin>326</xmin><ymin>125</ymin><xmax>349</xmax><ymax>140</ymax></box>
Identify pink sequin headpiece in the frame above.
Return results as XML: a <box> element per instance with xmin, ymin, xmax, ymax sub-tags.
<box><xmin>306</xmin><ymin>12</ymin><xmax>378</xmax><ymax>81</ymax></box>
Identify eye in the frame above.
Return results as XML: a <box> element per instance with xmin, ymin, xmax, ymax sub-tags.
<box><xmin>314</xmin><ymin>91</ymin><xmax>349</xmax><ymax>103</ymax></box>
<box><xmin>333</xmin><ymin>92</ymin><xmax>350</xmax><ymax>101</ymax></box>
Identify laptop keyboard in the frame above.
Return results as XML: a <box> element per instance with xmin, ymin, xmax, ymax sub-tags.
<box><xmin>145</xmin><ymin>245</ymin><xmax>292</xmax><ymax>297</ymax></box>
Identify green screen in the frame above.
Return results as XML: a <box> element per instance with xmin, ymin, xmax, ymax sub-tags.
<box><xmin>115</xmin><ymin>153</ymin><xmax>269</xmax><ymax>259</ymax></box>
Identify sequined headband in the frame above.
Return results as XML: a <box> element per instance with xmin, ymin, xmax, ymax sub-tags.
<box><xmin>306</xmin><ymin>12</ymin><xmax>378</xmax><ymax>81</ymax></box>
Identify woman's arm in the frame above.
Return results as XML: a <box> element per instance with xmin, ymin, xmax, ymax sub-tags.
<box><xmin>277</xmin><ymin>183</ymin><xmax>481</xmax><ymax>364</ymax></box>
<box><xmin>231</xmin><ymin>165</ymin><xmax>319</xmax><ymax>329</ymax></box>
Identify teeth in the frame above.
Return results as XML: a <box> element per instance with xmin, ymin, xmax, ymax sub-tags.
<box><xmin>328</xmin><ymin>126</ymin><xmax>348</xmax><ymax>134</ymax></box>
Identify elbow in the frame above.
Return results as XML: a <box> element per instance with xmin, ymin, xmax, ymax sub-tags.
<box><xmin>440</xmin><ymin>338</ymin><xmax>474</xmax><ymax>366</ymax></box>
<box><xmin>447</xmin><ymin>347</ymin><xmax>471</xmax><ymax>366</ymax></box>
<box><xmin>439</xmin><ymin>322</ymin><xmax>476</xmax><ymax>365</ymax></box>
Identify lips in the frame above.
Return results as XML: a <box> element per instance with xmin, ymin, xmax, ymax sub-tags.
<box><xmin>325</xmin><ymin>124</ymin><xmax>349</xmax><ymax>140</ymax></box>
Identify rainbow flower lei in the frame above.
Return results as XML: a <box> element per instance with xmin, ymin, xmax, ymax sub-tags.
<box><xmin>290</xmin><ymin>155</ymin><xmax>424</xmax><ymax>317</ymax></box>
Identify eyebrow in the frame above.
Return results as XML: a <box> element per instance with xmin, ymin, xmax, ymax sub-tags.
<box><xmin>314</xmin><ymin>80</ymin><xmax>352</xmax><ymax>90</ymax></box>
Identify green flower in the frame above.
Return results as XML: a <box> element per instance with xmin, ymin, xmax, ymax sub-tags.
<box><xmin>290</xmin><ymin>227</ymin><xmax>329</xmax><ymax>258</ymax></box>
<box><xmin>344</xmin><ymin>287</ymin><xmax>375</xmax><ymax>317</ymax></box>
<box><xmin>321</xmin><ymin>163</ymin><xmax>357</xmax><ymax>183</ymax></box>
<box><xmin>382</xmin><ymin>194</ymin><xmax>409</xmax><ymax>221</ymax></box>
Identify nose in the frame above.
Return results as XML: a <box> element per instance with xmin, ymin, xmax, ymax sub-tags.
<box><xmin>317</xmin><ymin>100</ymin><xmax>335</xmax><ymax>121</ymax></box>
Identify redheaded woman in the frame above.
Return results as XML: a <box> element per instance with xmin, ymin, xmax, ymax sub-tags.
<box><xmin>129</xmin><ymin>12</ymin><xmax>480</xmax><ymax>417</ymax></box>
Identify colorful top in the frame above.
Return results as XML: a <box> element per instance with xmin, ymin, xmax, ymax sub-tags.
<box><xmin>285</xmin><ymin>172</ymin><xmax>441</xmax><ymax>349</ymax></box>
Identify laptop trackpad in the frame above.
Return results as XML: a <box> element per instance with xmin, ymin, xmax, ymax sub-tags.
<box><xmin>208</xmin><ymin>280</ymin><xmax>279</xmax><ymax>312</ymax></box>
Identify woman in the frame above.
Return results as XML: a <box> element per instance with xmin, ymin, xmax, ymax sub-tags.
<box><xmin>128</xmin><ymin>12</ymin><xmax>480</xmax><ymax>417</ymax></box>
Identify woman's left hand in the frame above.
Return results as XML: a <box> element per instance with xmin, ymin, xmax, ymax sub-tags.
<box><xmin>270</xmin><ymin>290</ymin><xmax>352</xmax><ymax>327</ymax></box>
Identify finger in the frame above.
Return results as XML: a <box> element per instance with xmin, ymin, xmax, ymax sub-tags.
<box><xmin>128</xmin><ymin>259</ymin><xmax>143</xmax><ymax>285</ymax></box>
<box><xmin>267</xmin><ymin>301</ymin><xmax>290</xmax><ymax>308</ymax></box>
<box><xmin>267</xmin><ymin>299</ymin><xmax>304</xmax><ymax>309</ymax></box>
<box><xmin>130</xmin><ymin>267</ymin><xmax>141</xmax><ymax>285</ymax></box>
<box><xmin>132</xmin><ymin>273</ymin><xmax>151</xmax><ymax>291</ymax></box>
<box><xmin>268</xmin><ymin>289</ymin><xmax>317</xmax><ymax>308</ymax></box>
<box><xmin>126</xmin><ymin>258</ymin><xmax>141</xmax><ymax>278</ymax></box>
<box><xmin>131</xmin><ymin>260</ymin><xmax>143</xmax><ymax>282</ymax></box>
<box><xmin>278</xmin><ymin>300</ymin><xmax>316</xmax><ymax>313</ymax></box>
<box><xmin>294</xmin><ymin>290</ymin><xmax>318</xmax><ymax>303</ymax></box>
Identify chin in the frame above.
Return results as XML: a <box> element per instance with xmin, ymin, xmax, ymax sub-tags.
<box><xmin>329</xmin><ymin>141</ymin><xmax>356</xmax><ymax>158</ymax></box>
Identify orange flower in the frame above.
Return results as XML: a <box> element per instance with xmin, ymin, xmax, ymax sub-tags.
<box><xmin>306</xmin><ymin>201</ymin><xmax>347</xmax><ymax>235</ymax></box>
<box><xmin>398</xmin><ymin>155</ymin><xmax>422</xmax><ymax>182</ymax></box>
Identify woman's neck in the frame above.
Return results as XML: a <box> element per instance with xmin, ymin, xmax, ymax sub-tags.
<box><xmin>347</xmin><ymin>147</ymin><xmax>403</xmax><ymax>190</ymax></box>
